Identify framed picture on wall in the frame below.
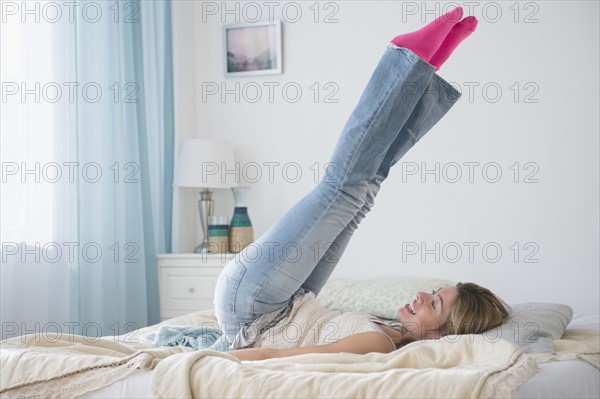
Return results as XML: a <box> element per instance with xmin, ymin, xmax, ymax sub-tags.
<box><xmin>223</xmin><ymin>20</ymin><xmax>282</xmax><ymax>77</ymax></box>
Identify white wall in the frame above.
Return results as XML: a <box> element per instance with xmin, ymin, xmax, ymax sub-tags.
<box><xmin>171</xmin><ymin>1</ymin><xmax>599</xmax><ymax>314</ymax></box>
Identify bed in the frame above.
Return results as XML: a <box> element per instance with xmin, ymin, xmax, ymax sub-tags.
<box><xmin>1</xmin><ymin>277</ymin><xmax>598</xmax><ymax>398</ymax></box>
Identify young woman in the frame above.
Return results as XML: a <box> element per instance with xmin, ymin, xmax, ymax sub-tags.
<box><xmin>213</xmin><ymin>7</ymin><xmax>510</xmax><ymax>361</ymax></box>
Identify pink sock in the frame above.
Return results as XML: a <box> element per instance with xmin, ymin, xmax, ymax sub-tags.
<box><xmin>429</xmin><ymin>17</ymin><xmax>479</xmax><ymax>70</ymax></box>
<box><xmin>390</xmin><ymin>7</ymin><xmax>463</xmax><ymax>63</ymax></box>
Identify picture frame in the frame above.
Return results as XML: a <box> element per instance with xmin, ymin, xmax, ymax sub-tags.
<box><xmin>223</xmin><ymin>20</ymin><xmax>282</xmax><ymax>77</ymax></box>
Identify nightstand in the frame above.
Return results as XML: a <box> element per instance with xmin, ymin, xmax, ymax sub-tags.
<box><xmin>157</xmin><ymin>253</ymin><xmax>234</xmax><ymax>320</ymax></box>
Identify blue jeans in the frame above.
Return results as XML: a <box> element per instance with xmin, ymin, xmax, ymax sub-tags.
<box><xmin>213</xmin><ymin>46</ymin><xmax>461</xmax><ymax>345</ymax></box>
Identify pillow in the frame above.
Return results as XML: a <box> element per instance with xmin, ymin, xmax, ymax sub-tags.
<box><xmin>316</xmin><ymin>276</ymin><xmax>455</xmax><ymax>320</ymax></box>
<box><xmin>483</xmin><ymin>302</ymin><xmax>573</xmax><ymax>353</ymax></box>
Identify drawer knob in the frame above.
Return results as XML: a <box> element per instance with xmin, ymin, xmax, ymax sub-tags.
<box><xmin>188</xmin><ymin>287</ymin><xmax>195</xmax><ymax>294</ymax></box>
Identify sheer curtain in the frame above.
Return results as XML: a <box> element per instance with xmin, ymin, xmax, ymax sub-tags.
<box><xmin>1</xmin><ymin>0</ymin><xmax>173</xmax><ymax>338</ymax></box>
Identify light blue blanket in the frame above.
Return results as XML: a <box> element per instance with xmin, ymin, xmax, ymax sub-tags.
<box><xmin>141</xmin><ymin>325</ymin><xmax>230</xmax><ymax>352</ymax></box>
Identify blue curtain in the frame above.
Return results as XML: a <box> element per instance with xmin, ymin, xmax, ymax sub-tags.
<box><xmin>71</xmin><ymin>0</ymin><xmax>174</xmax><ymax>334</ymax></box>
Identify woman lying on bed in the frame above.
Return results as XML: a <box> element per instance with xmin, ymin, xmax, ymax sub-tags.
<box><xmin>214</xmin><ymin>7</ymin><xmax>510</xmax><ymax>362</ymax></box>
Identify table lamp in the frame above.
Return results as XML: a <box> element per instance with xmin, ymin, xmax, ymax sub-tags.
<box><xmin>173</xmin><ymin>138</ymin><xmax>237</xmax><ymax>253</ymax></box>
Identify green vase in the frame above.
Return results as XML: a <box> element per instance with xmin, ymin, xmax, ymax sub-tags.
<box><xmin>229</xmin><ymin>187</ymin><xmax>254</xmax><ymax>253</ymax></box>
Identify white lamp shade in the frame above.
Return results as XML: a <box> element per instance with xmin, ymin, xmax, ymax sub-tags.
<box><xmin>173</xmin><ymin>139</ymin><xmax>237</xmax><ymax>189</ymax></box>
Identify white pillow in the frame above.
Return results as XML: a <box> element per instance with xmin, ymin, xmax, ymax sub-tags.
<box><xmin>483</xmin><ymin>302</ymin><xmax>573</xmax><ymax>353</ymax></box>
<box><xmin>316</xmin><ymin>276</ymin><xmax>455</xmax><ymax>320</ymax></box>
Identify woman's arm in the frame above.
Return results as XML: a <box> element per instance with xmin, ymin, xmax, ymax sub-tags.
<box><xmin>229</xmin><ymin>332</ymin><xmax>394</xmax><ymax>361</ymax></box>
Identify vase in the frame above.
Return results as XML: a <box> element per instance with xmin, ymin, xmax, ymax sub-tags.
<box><xmin>207</xmin><ymin>216</ymin><xmax>229</xmax><ymax>254</ymax></box>
<box><xmin>229</xmin><ymin>187</ymin><xmax>254</xmax><ymax>253</ymax></box>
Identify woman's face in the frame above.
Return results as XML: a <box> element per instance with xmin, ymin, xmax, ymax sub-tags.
<box><xmin>397</xmin><ymin>286</ymin><xmax>459</xmax><ymax>339</ymax></box>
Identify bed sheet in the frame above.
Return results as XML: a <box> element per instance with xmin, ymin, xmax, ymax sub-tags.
<box><xmin>79</xmin><ymin>369</ymin><xmax>153</xmax><ymax>399</ymax></box>
<box><xmin>512</xmin><ymin>313</ymin><xmax>600</xmax><ymax>399</ymax></box>
<box><xmin>79</xmin><ymin>313</ymin><xmax>600</xmax><ymax>399</ymax></box>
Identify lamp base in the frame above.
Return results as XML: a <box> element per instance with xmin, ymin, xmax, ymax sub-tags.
<box><xmin>197</xmin><ymin>189</ymin><xmax>214</xmax><ymax>254</ymax></box>
<box><xmin>193</xmin><ymin>240</ymin><xmax>210</xmax><ymax>254</ymax></box>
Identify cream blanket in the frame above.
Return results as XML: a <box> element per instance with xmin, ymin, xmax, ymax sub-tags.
<box><xmin>2</xmin><ymin>309</ymin><xmax>596</xmax><ymax>399</ymax></box>
<box><xmin>0</xmin><ymin>311</ymin><xmax>205</xmax><ymax>398</ymax></box>
<box><xmin>151</xmin><ymin>335</ymin><xmax>537</xmax><ymax>399</ymax></box>
<box><xmin>0</xmin><ymin>334</ymin><xmax>185</xmax><ymax>398</ymax></box>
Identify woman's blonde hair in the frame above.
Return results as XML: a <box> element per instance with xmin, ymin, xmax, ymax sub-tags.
<box><xmin>441</xmin><ymin>282</ymin><xmax>511</xmax><ymax>335</ymax></box>
<box><xmin>394</xmin><ymin>282</ymin><xmax>510</xmax><ymax>348</ymax></box>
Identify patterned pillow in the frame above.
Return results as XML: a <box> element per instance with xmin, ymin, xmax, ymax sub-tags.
<box><xmin>316</xmin><ymin>276</ymin><xmax>456</xmax><ymax>320</ymax></box>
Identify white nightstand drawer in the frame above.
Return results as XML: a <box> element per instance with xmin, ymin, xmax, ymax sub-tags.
<box><xmin>157</xmin><ymin>254</ymin><xmax>233</xmax><ymax>320</ymax></box>
<box><xmin>160</xmin><ymin>267</ymin><xmax>221</xmax><ymax>315</ymax></box>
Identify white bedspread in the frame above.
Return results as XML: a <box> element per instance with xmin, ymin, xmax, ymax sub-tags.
<box><xmin>151</xmin><ymin>334</ymin><xmax>537</xmax><ymax>399</ymax></box>
<box><xmin>0</xmin><ymin>334</ymin><xmax>185</xmax><ymax>398</ymax></box>
<box><xmin>2</xmin><ymin>309</ymin><xmax>597</xmax><ymax>399</ymax></box>
<box><xmin>79</xmin><ymin>313</ymin><xmax>600</xmax><ymax>399</ymax></box>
